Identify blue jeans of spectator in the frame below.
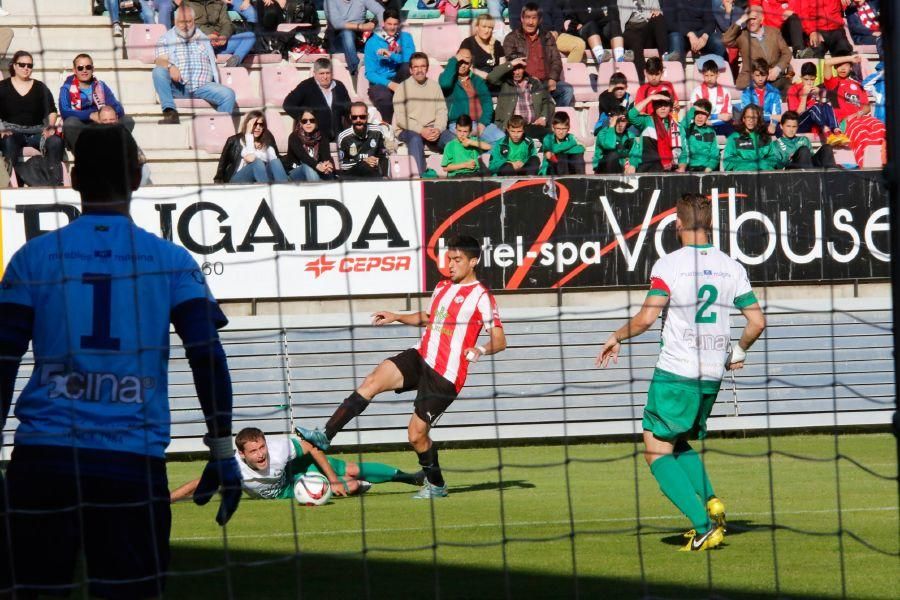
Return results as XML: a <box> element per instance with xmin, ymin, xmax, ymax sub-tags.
<box><xmin>398</xmin><ymin>129</ymin><xmax>446</xmax><ymax>175</ymax></box>
<box><xmin>140</xmin><ymin>0</ymin><xmax>174</xmax><ymax>26</ymax></box>
<box><xmin>668</xmin><ymin>31</ymin><xmax>726</xmax><ymax>59</ymax></box>
<box><xmin>289</xmin><ymin>164</ymin><xmax>321</xmax><ymax>181</ymax></box>
<box><xmin>230</xmin><ymin>159</ymin><xmax>289</xmax><ymax>183</ymax></box>
<box><xmin>105</xmin><ymin>0</ymin><xmax>120</xmax><ymax>23</ymax></box>
<box><xmin>439</xmin><ymin>123</ymin><xmax>505</xmax><ymax>147</ymax></box>
<box><xmin>216</xmin><ymin>31</ymin><xmax>256</xmax><ymax>63</ymax></box>
<box><xmin>551</xmin><ymin>82</ymin><xmax>575</xmax><ymax>108</ymax></box>
<box><xmin>332</xmin><ymin>29</ymin><xmax>360</xmax><ymax>76</ymax></box>
<box><xmin>487</xmin><ymin>0</ymin><xmax>506</xmax><ymax>19</ymax></box>
<box><xmin>227</xmin><ymin>1</ymin><xmax>258</xmax><ymax>23</ymax></box>
<box><xmin>153</xmin><ymin>66</ymin><xmax>237</xmax><ymax>113</ymax></box>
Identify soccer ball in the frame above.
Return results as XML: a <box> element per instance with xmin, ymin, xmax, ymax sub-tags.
<box><xmin>293</xmin><ymin>473</ymin><xmax>332</xmax><ymax>506</ymax></box>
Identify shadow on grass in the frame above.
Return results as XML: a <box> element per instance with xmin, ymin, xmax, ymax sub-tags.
<box><xmin>449</xmin><ymin>479</ymin><xmax>537</xmax><ymax>494</ymax></box>
<box><xmin>166</xmin><ymin>545</ymin><xmax>848</xmax><ymax>599</ymax></box>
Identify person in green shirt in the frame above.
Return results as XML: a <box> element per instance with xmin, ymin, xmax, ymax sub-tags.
<box><xmin>677</xmin><ymin>98</ymin><xmax>720</xmax><ymax>173</ymax></box>
<box><xmin>593</xmin><ymin>106</ymin><xmax>634</xmax><ymax>174</ymax></box>
<box><xmin>538</xmin><ymin>111</ymin><xmax>585</xmax><ymax>176</ymax></box>
<box><xmin>771</xmin><ymin>110</ymin><xmax>836</xmax><ymax>170</ymax></box>
<box><xmin>723</xmin><ymin>104</ymin><xmax>778</xmax><ymax>172</ymax></box>
<box><xmin>441</xmin><ymin>115</ymin><xmax>491</xmax><ymax>177</ymax></box>
<box><xmin>488</xmin><ymin>114</ymin><xmax>540</xmax><ymax>176</ymax></box>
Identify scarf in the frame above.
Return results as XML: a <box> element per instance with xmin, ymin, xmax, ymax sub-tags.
<box><xmin>296</xmin><ymin>125</ymin><xmax>322</xmax><ymax>159</ymax></box>
<box><xmin>653</xmin><ymin>116</ymin><xmax>680</xmax><ymax>169</ymax></box>
<box><xmin>68</xmin><ymin>75</ymin><xmax>106</xmax><ymax>112</ymax></box>
<box><xmin>856</xmin><ymin>2</ymin><xmax>880</xmax><ymax>33</ymax></box>
<box><xmin>376</xmin><ymin>29</ymin><xmax>400</xmax><ymax>54</ymax></box>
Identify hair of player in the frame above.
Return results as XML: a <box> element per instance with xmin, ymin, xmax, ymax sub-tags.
<box><xmin>235</xmin><ymin>427</ymin><xmax>266</xmax><ymax>452</ymax></box>
<box><xmin>552</xmin><ymin>111</ymin><xmax>570</xmax><ymax>127</ymax></box>
<box><xmin>780</xmin><ymin>110</ymin><xmax>800</xmax><ymax>125</ymax></box>
<box><xmin>701</xmin><ymin>59</ymin><xmax>719</xmax><ymax>74</ymax></box>
<box><xmin>609</xmin><ymin>71</ymin><xmax>628</xmax><ymax>87</ymax></box>
<box><xmin>410</xmin><ymin>51</ymin><xmax>429</xmax><ymax>67</ymax></box>
<box><xmin>693</xmin><ymin>98</ymin><xmax>713</xmax><ymax>115</ymax></box>
<box><xmin>751</xmin><ymin>57</ymin><xmax>770</xmax><ymax>75</ymax></box>
<box><xmin>801</xmin><ymin>62</ymin><xmax>817</xmax><ymax>77</ymax></box>
<box><xmin>676</xmin><ymin>193</ymin><xmax>713</xmax><ymax>231</ymax></box>
<box><xmin>507</xmin><ymin>114</ymin><xmax>526</xmax><ymax>129</ymax></box>
<box><xmin>383</xmin><ymin>7</ymin><xmax>401</xmax><ymax>22</ymax></box>
<box><xmin>72</xmin><ymin>53</ymin><xmax>92</xmax><ymax>68</ymax></box>
<box><xmin>455</xmin><ymin>114</ymin><xmax>474</xmax><ymax>129</ymax></box>
<box><xmin>447</xmin><ymin>235</ymin><xmax>482</xmax><ymax>261</ymax></box>
<box><xmin>8</xmin><ymin>50</ymin><xmax>32</xmax><ymax>77</ymax></box>
<box><xmin>644</xmin><ymin>56</ymin><xmax>663</xmax><ymax>75</ymax></box>
<box><xmin>71</xmin><ymin>124</ymin><xmax>141</xmax><ymax>205</ymax></box>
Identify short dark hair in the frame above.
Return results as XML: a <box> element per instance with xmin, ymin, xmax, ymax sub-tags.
<box><xmin>751</xmin><ymin>57</ymin><xmax>769</xmax><ymax>75</ymax></box>
<box><xmin>552</xmin><ymin>111</ymin><xmax>570</xmax><ymax>127</ymax></box>
<box><xmin>609</xmin><ymin>106</ymin><xmax>628</xmax><ymax>119</ymax></box>
<box><xmin>652</xmin><ymin>89</ymin><xmax>672</xmax><ymax>108</ymax></box>
<box><xmin>780</xmin><ymin>110</ymin><xmax>800</xmax><ymax>125</ymax></box>
<box><xmin>73</xmin><ymin>53</ymin><xmax>92</xmax><ymax>67</ymax></box>
<box><xmin>701</xmin><ymin>60</ymin><xmax>719</xmax><ymax>74</ymax></box>
<box><xmin>644</xmin><ymin>56</ymin><xmax>663</xmax><ymax>75</ymax></box>
<box><xmin>609</xmin><ymin>72</ymin><xmax>627</xmax><ymax>87</ymax></box>
<box><xmin>455</xmin><ymin>114</ymin><xmax>474</xmax><ymax>128</ymax></box>
<box><xmin>447</xmin><ymin>235</ymin><xmax>481</xmax><ymax>260</ymax></box>
<box><xmin>409</xmin><ymin>51</ymin><xmax>429</xmax><ymax>67</ymax></box>
<box><xmin>521</xmin><ymin>2</ymin><xmax>541</xmax><ymax>19</ymax></box>
<box><xmin>349</xmin><ymin>100</ymin><xmax>368</xmax><ymax>115</ymax></box>
<box><xmin>507</xmin><ymin>114</ymin><xmax>526</xmax><ymax>129</ymax></box>
<box><xmin>800</xmin><ymin>62</ymin><xmax>817</xmax><ymax>77</ymax></box>
<box><xmin>72</xmin><ymin>125</ymin><xmax>141</xmax><ymax>205</ymax></box>
<box><xmin>235</xmin><ymin>427</ymin><xmax>265</xmax><ymax>452</ymax></box>
<box><xmin>693</xmin><ymin>98</ymin><xmax>713</xmax><ymax>114</ymax></box>
<box><xmin>383</xmin><ymin>8</ymin><xmax>401</xmax><ymax>21</ymax></box>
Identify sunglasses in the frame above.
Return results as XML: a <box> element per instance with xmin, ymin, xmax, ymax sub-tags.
<box><xmin>300</xmin><ymin>118</ymin><xmax>317</xmax><ymax>124</ymax></box>
<box><xmin>458</xmin><ymin>60</ymin><xmax>470</xmax><ymax>66</ymax></box>
<box><xmin>15</xmin><ymin>62</ymin><xmax>33</xmax><ymax>68</ymax></box>
<box><xmin>253</xmin><ymin>121</ymin><xmax>266</xmax><ymax>127</ymax></box>
<box><xmin>694</xmin><ymin>111</ymin><xmax>710</xmax><ymax>117</ymax></box>
<box><xmin>76</xmin><ymin>65</ymin><xmax>94</xmax><ymax>72</ymax></box>
<box><xmin>350</xmin><ymin>115</ymin><xmax>367</xmax><ymax>121</ymax></box>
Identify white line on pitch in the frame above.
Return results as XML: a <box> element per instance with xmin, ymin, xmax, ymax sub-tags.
<box><xmin>172</xmin><ymin>506</ymin><xmax>898</xmax><ymax>542</ymax></box>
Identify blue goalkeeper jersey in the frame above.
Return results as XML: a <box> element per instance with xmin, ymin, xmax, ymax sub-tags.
<box><xmin>0</xmin><ymin>213</ymin><xmax>222</xmax><ymax>458</ymax></box>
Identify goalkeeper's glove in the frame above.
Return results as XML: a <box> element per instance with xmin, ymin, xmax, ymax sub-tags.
<box><xmin>193</xmin><ymin>435</ymin><xmax>241</xmax><ymax>526</ymax></box>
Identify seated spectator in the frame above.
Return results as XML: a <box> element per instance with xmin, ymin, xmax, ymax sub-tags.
<box><xmin>795</xmin><ymin>0</ymin><xmax>852</xmax><ymax>58</ymax></box>
<box><xmin>488</xmin><ymin>54</ymin><xmax>555</xmax><ymax>140</ymax></box>
<box><xmin>364</xmin><ymin>8</ymin><xmax>414</xmax><ymax>123</ymax></box>
<box><xmin>503</xmin><ymin>2</ymin><xmax>575</xmax><ymax>108</ymax></box>
<box><xmin>757</xmin><ymin>0</ymin><xmax>807</xmax><ymax>57</ymax></box>
<box><xmin>677</xmin><ymin>98</ymin><xmax>720</xmax><ymax>172</ymax></box>
<box><xmin>663</xmin><ymin>0</ymin><xmax>725</xmax><ymax>61</ymax></box>
<box><xmin>565</xmin><ymin>0</ymin><xmax>626</xmax><ymax>65</ymax></box>
<box><xmin>187</xmin><ymin>0</ymin><xmax>257</xmax><ymax>67</ymax></box>
<box><xmin>460</xmin><ymin>14</ymin><xmax>506</xmax><ymax>84</ymax></box>
<box><xmin>140</xmin><ymin>0</ymin><xmax>175</xmax><ymax>27</ymax></box>
<box><xmin>723</xmin><ymin>104</ymin><xmax>777</xmax><ymax>171</ymax></box>
<box><xmin>824</xmin><ymin>51</ymin><xmax>885</xmax><ymax>166</ymax></box>
<box><xmin>97</xmin><ymin>105</ymin><xmax>153</xmax><ymax>186</ymax></box>
<box><xmin>439</xmin><ymin>48</ymin><xmax>504</xmax><ymax>146</ymax></box>
<box><xmin>153</xmin><ymin>6</ymin><xmax>236</xmax><ymax>124</ymax></box>
<box><xmin>723</xmin><ymin>4</ymin><xmax>793</xmax><ymax>94</ymax></box>
<box><xmin>787</xmin><ymin>61</ymin><xmax>840</xmax><ymax>141</ymax></box>
<box><xmin>393</xmin><ymin>52</ymin><xmax>447</xmax><ymax>177</ymax></box>
<box><xmin>104</xmin><ymin>0</ymin><xmax>125</xmax><ymax>37</ymax></box>
<box><xmin>0</xmin><ymin>50</ymin><xmax>65</xmax><ymax>186</ymax></box>
<box><xmin>538</xmin><ymin>111</ymin><xmax>585</xmax><ymax>175</ymax></box>
<box><xmin>594</xmin><ymin>71</ymin><xmax>632</xmax><ymax>132</ymax></box>
<box><xmin>740</xmin><ymin>58</ymin><xmax>782</xmax><ymax>133</ymax></box>
<box><xmin>60</xmin><ymin>53</ymin><xmax>134</xmax><ymax>151</ymax></box>
<box><xmin>214</xmin><ymin>110</ymin><xmax>289</xmax><ymax>183</ymax></box>
<box><xmin>772</xmin><ymin>110</ymin><xmax>836</xmax><ymax>169</ymax></box>
<box><xmin>488</xmin><ymin>114</ymin><xmax>540</xmax><ymax>176</ymax></box>
<box><xmin>593</xmin><ymin>106</ymin><xmax>634</xmax><ymax>174</ymax></box>
<box><xmin>620</xmin><ymin>0</ymin><xmax>668</xmax><ymax>84</ymax></box>
<box><xmin>508</xmin><ymin>0</ymin><xmax>587</xmax><ymax>64</ymax></box>
<box><xmin>285</xmin><ymin>109</ymin><xmax>337</xmax><ymax>181</ymax></box>
<box><xmin>441</xmin><ymin>114</ymin><xmax>491</xmax><ymax>178</ymax></box>
<box><xmin>283</xmin><ymin>57</ymin><xmax>351</xmax><ymax>143</ymax></box>
<box><xmin>689</xmin><ymin>59</ymin><xmax>733</xmax><ymax>135</ymax></box>
<box><xmin>845</xmin><ymin>0</ymin><xmax>882</xmax><ymax>60</ymax></box>
<box><xmin>338</xmin><ymin>101</ymin><xmax>389</xmax><ymax>178</ymax></box>
<box><xmin>634</xmin><ymin>57</ymin><xmax>678</xmax><ymax>115</ymax></box>
<box><xmin>625</xmin><ymin>90</ymin><xmax>680</xmax><ymax>173</ymax></box>
<box><xmin>326</xmin><ymin>0</ymin><xmax>384</xmax><ymax>77</ymax></box>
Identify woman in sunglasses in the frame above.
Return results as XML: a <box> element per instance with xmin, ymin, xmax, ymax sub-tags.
<box><xmin>214</xmin><ymin>110</ymin><xmax>290</xmax><ymax>184</ymax></box>
<box><xmin>0</xmin><ymin>50</ymin><xmax>66</xmax><ymax>186</ymax></box>
<box><xmin>286</xmin><ymin>110</ymin><xmax>336</xmax><ymax>182</ymax></box>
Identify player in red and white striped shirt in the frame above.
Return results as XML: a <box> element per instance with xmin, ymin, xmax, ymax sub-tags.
<box><xmin>296</xmin><ymin>235</ymin><xmax>506</xmax><ymax>499</ymax></box>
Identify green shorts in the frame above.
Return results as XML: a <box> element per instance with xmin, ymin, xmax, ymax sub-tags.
<box><xmin>276</xmin><ymin>442</ymin><xmax>349</xmax><ymax>499</ymax></box>
<box><xmin>643</xmin><ymin>369</ymin><xmax>722</xmax><ymax>441</ymax></box>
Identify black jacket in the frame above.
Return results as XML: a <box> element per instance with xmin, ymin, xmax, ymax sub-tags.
<box><xmin>282</xmin><ymin>77</ymin><xmax>352</xmax><ymax>143</ymax></box>
<box><xmin>213</xmin><ymin>133</ymin><xmax>284</xmax><ymax>183</ymax></box>
<box><xmin>286</xmin><ymin>131</ymin><xmax>334</xmax><ymax>170</ymax></box>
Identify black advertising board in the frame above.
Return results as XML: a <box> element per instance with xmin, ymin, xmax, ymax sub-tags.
<box><xmin>422</xmin><ymin>171</ymin><xmax>889</xmax><ymax>291</ymax></box>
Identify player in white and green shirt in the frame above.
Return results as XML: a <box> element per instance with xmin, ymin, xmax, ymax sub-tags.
<box><xmin>597</xmin><ymin>192</ymin><xmax>766</xmax><ymax>552</ymax></box>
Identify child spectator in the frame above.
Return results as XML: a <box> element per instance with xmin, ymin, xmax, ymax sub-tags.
<box><xmin>740</xmin><ymin>58</ymin><xmax>781</xmax><ymax>133</ymax></box>
<box><xmin>441</xmin><ymin>115</ymin><xmax>491</xmax><ymax>178</ymax></box>
<box><xmin>594</xmin><ymin>71</ymin><xmax>632</xmax><ymax>133</ymax></box>
<box><xmin>634</xmin><ymin>57</ymin><xmax>678</xmax><ymax>115</ymax></box>
<box><xmin>723</xmin><ymin>104</ymin><xmax>777</xmax><ymax>171</ymax></box>
<box><xmin>845</xmin><ymin>0</ymin><xmax>882</xmax><ymax>60</ymax></box>
<box><xmin>593</xmin><ymin>106</ymin><xmax>634</xmax><ymax>174</ymax></box>
<box><xmin>677</xmin><ymin>99</ymin><xmax>720</xmax><ymax>172</ymax></box>
<box><xmin>689</xmin><ymin>59</ymin><xmax>733</xmax><ymax>135</ymax></box>
<box><xmin>824</xmin><ymin>51</ymin><xmax>885</xmax><ymax>166</ymax></box>
<box><xmin>489</xmin><ymin>114</ymin><xmax>540</xmax><ymax>176</ymax></box>
<box><xmin>538</xmin><ymin>111</ymin><xmax>586</xmax><ymax>176</ymax></box>
<box><xmin>787</xmin><ymin>61</ymin><xmax>840</xmax><ymax>142</ymax></box>
<box><xmin>772</xmin><ymin>110</ymin><xmax>836</xmax><ymax>169</ymax></box>
<box><xmin>625</xmin><ymin>90</ymin><xmax>681</xmax><ymax>173</ymax></box>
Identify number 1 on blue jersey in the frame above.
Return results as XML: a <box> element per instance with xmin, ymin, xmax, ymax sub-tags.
<box><xmin>80</xmin><ymin>273</ymin><xmax>121</xmax><ymax>351</ymax></box>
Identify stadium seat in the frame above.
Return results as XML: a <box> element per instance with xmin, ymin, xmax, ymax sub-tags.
<box><xmin>332</xmin><ymin>60</ymin><xmax>359</xmax><ymax>101</ymax></box>
<box><xmin>174</xmin><ymin>98</ymin><xmax>214</xmax><ymax>109</ymax></box>
<box><xmin>861</xmin><ymin>143</ymin><xmax>883</xmax><ymax>168</ymax></box>
<box><xmin>244</xmin><ymin>53</ymin><xmax>283</xmax><ymax>65</ymax></box>
<box><xmin>612</xmin><ymin>61</ymin><xmax>641</xmax><ymax>98</ymax></box>
<box><xmin>260</xmin><ymin>64</ymin><xmax>303</xmax><ymax>107</ymax></box>
<box><xmin>191</xmin><ymin>114</ymin><xmax>237</xmax><ymax>154</ymax></box>
<box><xmin>583</xmin><ymin>150</ymin><xmax>595</xmax><ymax>175</ymax></box>
<box><xmin>218</xmin><ymin>66</ymin><xmax>263</xmax><ymax>107</ymax></box>
<box><xmin>420</xmin><ymin>22</ymin><xmax>466</xmax><ymax>62</ymax></box>
<box><xmin>563</xmin><ymin>62</ymin><xmax>594</xmax><ymax>103</ymax></box>
<box><xmin>662</xmin><ymin>61</ymin><xmax>687</xmax><ymax>103</ymax></box>
<box><xmin>833</xmin><ymin>147</ymin><xmax>858</xmax><ymax>168</ymax></box>
<box><xmin>586</xmin><ymin>104</ymin><xmax>600</xmax><ymax>135</ymax></box>
<box><xmin>845</xmin><ymin>26</ymin><xmax>878</xmax><ymax>56</ymax></box>
<box><xmin>356</xmin><ymin>65</ymin><xmax>370</xmax><ymax>103</ymax></box>
<box><xmin>388</xmin><ymin>155</ymin><xmax>420</xmax><ymax>179</ymax></box>
<box><xmin>555</xmin><ymin>106</ymin><xmax>591</xmax><ymax>147</ymax></box>
<box><xmin>427</xmin><ymin>62</ymin><xmax>443</xmax><ymax>81</ymax></box>
<box><xmin>425</xmin><ymin>152</ymin><xmax>444</xmax><ymax>177</ymax></box>
<box><xmin>265</xmin><ymin>108</ymin><xmax>292</xmax><ymax>153</ymax></box>
<box><xmin>125</xmin><ymin>24</ymin><xmax>165</xmax><ymax>63</ymax></box>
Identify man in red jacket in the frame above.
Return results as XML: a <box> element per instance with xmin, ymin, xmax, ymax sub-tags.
<box><xmin>759</xmin><ymin>0</ymin><xmax>807</xmax><ymax>56</ymax></box>
<box><xmin>793</xmin><ymin>0</ymin><xmax>853</xmax><ymax>58</ymax></box>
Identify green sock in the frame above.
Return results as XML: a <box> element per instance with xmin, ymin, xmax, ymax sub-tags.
<box><xmin>674</xmin><ymin>446</ymin><xmax>715</xmax><ymax>501</ymax></box>
<box><xmin>356</xmin><ymin>462</ymin><xmax>402</xmax><ymax>484</ymax></box>
<box><xmin>650</xmin><ymin>455</ymin><xmax>711</xmax><ymax>533</ymax></box>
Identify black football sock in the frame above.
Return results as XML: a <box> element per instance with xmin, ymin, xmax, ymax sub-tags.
<box><xmin>417</xmin><ymin>446</ymin><xmax>445</xmax><ymax>487</ymax></box>
<box><xmin>324</xmin><ymin>391</ymin><xmax>369</xmax><ymax>440</ymax></box>
<box><xmin>390</xmin><ymin>469</ymin><xmax>420</xmax><ymax>485</ymax></box>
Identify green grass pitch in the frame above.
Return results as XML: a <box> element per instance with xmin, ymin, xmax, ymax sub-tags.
<box><xmin>166</xmin><ymin>433</ymin><xmax>898</xmax><ymax>599</ymax></box>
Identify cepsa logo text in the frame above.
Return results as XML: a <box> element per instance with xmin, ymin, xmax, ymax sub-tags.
<box><xmin>304</xmin><ymin>255</ymin><xmax>412</xmax><ymax>278</ymax></box>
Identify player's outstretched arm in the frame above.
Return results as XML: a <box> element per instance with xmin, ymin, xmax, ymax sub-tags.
<box><xmin>299</xmin><ymin>439</ymin><xmax>349</xmax><ymax>496</ymax></box>
<box><xmin>371</xmin><ymin>310</ymin><xmax>429</xmax><ymax>327</ymax></box>
<box><xmin>170</xmin><ymin>478</ymin><xmax>201</xmax><ymax>503</ymax></box>
<box><xmin>727</xmin><ymin>302</ymin><xmax>766</xmax><ymax>370</ymax></box>
<box><xmin>596</xmin><ymin>294</ymin><xmax>668</xmax><ymax>368</ymax></box>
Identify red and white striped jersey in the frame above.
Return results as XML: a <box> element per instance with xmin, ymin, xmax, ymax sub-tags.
<box><xmin>417</xmin><ymin>279</ymin><xmax>503</xmax><ymax>391</ymax></box>
<box><xmin>690</xmin><ymin>83</ymin><xmax>732</xmax><ymax>124</ymax></box>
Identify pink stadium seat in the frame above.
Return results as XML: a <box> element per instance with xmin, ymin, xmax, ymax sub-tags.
<box><xmin>245</xmin><ymin>54</ymin><xmax>282</xmax><ymax>65</ymax></box>
<box><xmin>563</xmin><ymin>62</ymin><xmax>593</xmax><ymax>103</ymax></box>
<box><xmin>861</xmin><ymin>144</ymin><xmax>883</xmax><ymax>168</ymax></box>
<box><xmin>174</xmin><ymin>98</ymin><xmax>214</xmax><ymax>109</ymax></box>
<box><xmin>218</xmin><ymin>66</ymin><xmax>263</xmax><ymax>107</ymax></box>
<box><xmin>554</xmin><ymin>106</ymin><xmax>591</xmax><ymax>147</ymax></box>
<box><xmin>260</xmin><ymin>64</ymin><xmax>303</xmax><ymax>106</ymax></box>
<box><xmin>425</xmin><ymin>153</ymin><xmax>444</xmax><ymax>177</ymax></box>
<box><xmin>264</xmin><ymin>108</ymin><xmax>292</xmax><ymax>153</ymax></box>
<box><xmin>191</xmin><ymin>114</ymin><xmax>237</xmax><ymax>154</ymax></box>
<box><xmin>332</xmin><ymin>60</ymin><xmax>359</xmax><ymax>101</ymax></box>
<box><xmin>427</xmin><ymin>62</ymin><xmax>443</xmax><ymax>81</ymax></box>
<box><xmin>612</xmin><ymin>61</ymin><xmax>640</xmax><ymax>98</ymax></box>
<box><xmin>216</xmin><ymin>54</ymin><xmax>232</xmax><ymax>64</ymax></box>
<box><xmin>421</xmin><ymin>22</ymin><xmax>466</xmax><ymax>62</ymax></box>
<box><xmin>845</xmin><ymin>26</ymin><xmax>878</xmax><ymax>56</ymax></box>
<box><xmin>662</xmin><ymin>61</ymin><xmax>687</xmax><ymax>104</ymax></box>
<box><xmin>388</xmin><ymin>155</ymin><xmax>419</xmax><ymax>179</ymax></box>
<box><xmin>833</xmin><ymin>147</ymin><xmax>857</xmax><ymax>168</ymax></box>
<box><xmin>583</xmin><ymin>150</ymin><xmax>595</xmax><ymax>175</ymax></box>
<box><xmin>356</xmin><ymin>65</ymin><xmax>370</xmax><ymax>102</ymax></box>
<box><xmin>125</xmin><ymin>24</ymin><xmax>165</xmax><ymax>63</ymax></box>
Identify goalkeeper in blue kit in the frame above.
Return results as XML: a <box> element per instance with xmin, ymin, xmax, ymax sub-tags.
<box><xmin>0</xmin><ymin>125</ymin><xmax>241</xmax><ymax>598</ymax></box>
